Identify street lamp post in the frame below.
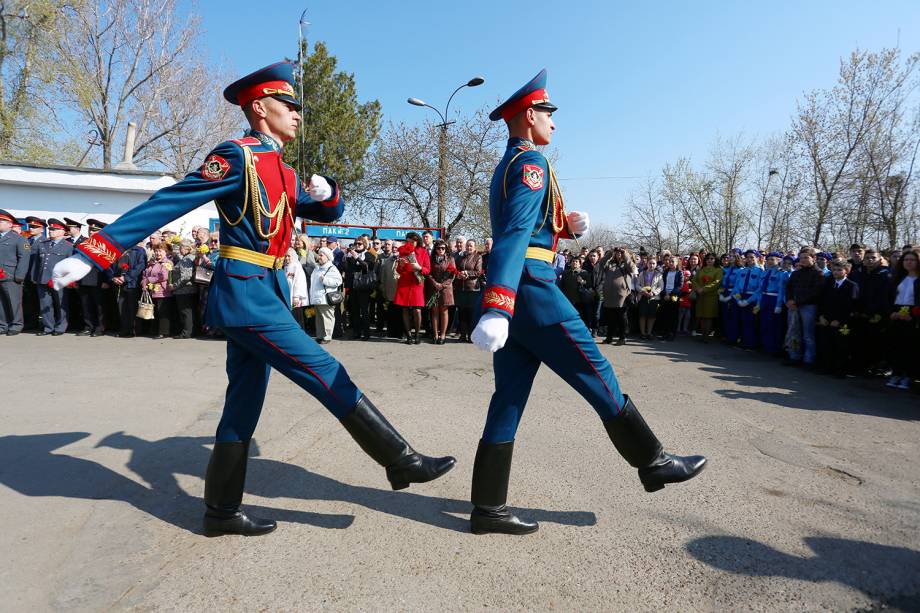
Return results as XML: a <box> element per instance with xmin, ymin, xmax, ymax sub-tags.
<box><xmin>408</xmin><ymin>76</ymin><xmax>484</xmax><ymax>232</ymax></box>
<box><xmin>757</xmin><ymin>168</ymin><xmax>779</xmax><ymax>250</ymax></box>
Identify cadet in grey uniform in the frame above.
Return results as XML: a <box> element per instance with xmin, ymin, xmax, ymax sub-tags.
<box><xmin>0</xmin><ymin>209</ymin><xmax>30</xmax><ymax>335</ymax></box>
<box><xmin>32</xmin><ymin>218</ymin><xmax>74</xmax><ymax>335</ymax></box>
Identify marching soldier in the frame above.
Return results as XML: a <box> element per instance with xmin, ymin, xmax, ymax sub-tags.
<box><xmin>468</xmin><ymin>70</ymin><xmax>706</xmax><ymax>535</ymax></box>
<box><xmin>52</xmin><ymin>61</ymin><xmax>455</xmax><ymax>536</ymax></box>
<box><xmin>0</xmin><ymin>209</ymin><xmax>30</xmax><ymax>335</ymax></box>
<box><xmin>32</xmin><ymin>218</ymin><xmax>74</xmax><ymax>335</ymax></box>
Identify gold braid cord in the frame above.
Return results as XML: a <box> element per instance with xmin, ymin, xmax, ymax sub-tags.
<box><xmin>217</xmin><ymin>145</ymin><xmax>288</xmax><ymax>240</ymax></box>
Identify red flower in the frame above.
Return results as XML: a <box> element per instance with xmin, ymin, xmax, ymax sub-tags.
<box><xmin>701</xmin><ymin>275</ymin><xmax>710</xmax><ymax>283</ymax></box>
<box><xmin>911</xmin><ymin>306</ymin><xmax>920</xmax><ymax>318</ymax></box>
<box><xmin>120</xmin><ymin>262</ymin><xmax>130</xmax><ymax>270</ymax></box>
<box><xmin>0</xmin><ymin>269</ymin><xmax>5</xmax><ymax>280</ymax></box>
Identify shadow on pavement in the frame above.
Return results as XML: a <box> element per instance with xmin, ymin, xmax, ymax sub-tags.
<box><xmin>686</xmin><ymin>535</ymin><xmax>920</xmax><ymax>609</ymax></box>
<box><xmin>628</xmin><ymin>339</ymin><xmax>919</xmax><ymax>421</ymax></box>
<box><xmin>0</xmin><ymin>432</ymin><xmax>596</xmax><ymax>535</ymax></box>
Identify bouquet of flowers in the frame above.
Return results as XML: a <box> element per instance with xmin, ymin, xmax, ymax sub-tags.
<box><xmin>197</xmin><ymin>245</ymin><xmax>210</xmax><ymax>255</ymax></box>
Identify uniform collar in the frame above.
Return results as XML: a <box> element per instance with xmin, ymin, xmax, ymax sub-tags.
<box><xmin>507</xmin><ymin>137</ymin><xmax>536</xmax><ymax>151</ymax></box>
<box><xmin>247</xmin><ymin>129</ymin><xmax>283</xmax><ymax>152</ymax></box>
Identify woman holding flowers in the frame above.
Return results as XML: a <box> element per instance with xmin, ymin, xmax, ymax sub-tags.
<box><xmin>692</xmin><ymin>253</ymin><xmax>723</xmax><ymax>342</ymax></box>
<box><xmin>143</xmin><ymin>245</ymin><xmax>175</xmax><ymax>339</ymax></box>
<box><xmin>635</xmin><ymin>257</ymin><xmax>663</xmax><ymax>340</ymax></box>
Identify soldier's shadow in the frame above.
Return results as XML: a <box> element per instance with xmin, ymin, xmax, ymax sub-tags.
<box><xmin>0</xmin><ymin>432</ymin><xmax>596</xmax><ymax>536</ymax></box>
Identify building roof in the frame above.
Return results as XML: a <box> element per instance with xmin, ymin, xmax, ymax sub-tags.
<box><xmin>0</xmin><ymin>159</ymin><xmax>176</xmax><ymax>194</ymax></box>
<box><xmin>0</xmin><ymin>159</ymin><xmax>173</xmax><ymax>177</ymax></box>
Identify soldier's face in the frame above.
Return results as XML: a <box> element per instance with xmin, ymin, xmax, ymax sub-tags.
<box><xmin>531</xmin><ymin>109</ymin><xmax>555</xmax><ymax>145</ymax></box>
<box><xmin>0</xmin><ymin>220</ymin><xmax>11</xmax><ymax>232</ymax></box>
<box><xmin>259</xmin><ymin>97</ymin><xmax>301</xmax><ymax>143</ymax></box>
<box><xmin>49</xmin><ymin>228</ymin><xmax>64</xmax><ymax>239</ymax></box>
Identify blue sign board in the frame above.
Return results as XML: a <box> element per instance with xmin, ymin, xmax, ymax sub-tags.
<box><xmin>303</xmin><ymin>224</ymin><xmax>442</xmax><ymax>241</ymax></box>
<box><xmin>304</xmin><ymin>224</ymin><xmax>374</xmax><ymax>240</ymax></box>
<box><xmin>375</xmin><ymin>227</ymin><xmax>442</xmax><ymax>240</ymax></box>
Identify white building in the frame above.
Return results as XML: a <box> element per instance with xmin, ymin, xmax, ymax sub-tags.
<box><xmin>0</xmin><ymin>160</ymin><xmax>219</xmax><ymax>236</ymax></box>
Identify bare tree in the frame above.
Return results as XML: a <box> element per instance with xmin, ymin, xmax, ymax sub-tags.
<box><xmin>354</xmin><ymin>108</ymin><xmax>504</xmax><ymax>238</ymax></box>
<box><xmin>792</xmin><ymin>48</ymin><xmax>919</xmax><ymax>246</ymax></box>
<box><xmin>624</xmin><ymin>177</ymin><xmax>671</xmax><ymax>253</ymax></box>
<box><xmin>53</xmin><ymin>0</ymin><xmax>199</xmax><ymax>168</ymax></box>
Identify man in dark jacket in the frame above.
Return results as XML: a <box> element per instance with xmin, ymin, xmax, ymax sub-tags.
<box><xmin>854</xmin><ymin>249</ymin><xmax>890</xmax><ymax>375</ymax></box>
<box><xmin>784</xmin><ymin>248</ymin><xmax>825</xmax><ymax>366</ymax></box>
<box><xmin>111</xmin><ymin>242</ymin><xmax>148</xmax><ymax>337</ymax></box>
<box><xmin>0</xmin><ymin>209</ymin><xmax>30</xmax><ymax>335</ymax></box>
<box><xmin>816</xmin><ymin>261</ymin><xmax>860</xmax><ymax>376</ymax></box>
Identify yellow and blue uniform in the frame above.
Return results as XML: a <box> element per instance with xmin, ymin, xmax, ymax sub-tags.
<box><xmin>478</xmin><ymin>134</ymin><xmax>626</xmax><ymax>443</ymax></box>
<box><xmin>470</xmin><ymin>70</ymin><xmax>705</xmax><ymax>536</ymax></box>
<box><xmin>734</xmin><ymin>252</ymin><xmax>764</xmax><ymax>349</ymax></box>
<box><xmin>752</xmin><ymin>253</ymin><xmax>786</xmax><ymax>354</ymax></box>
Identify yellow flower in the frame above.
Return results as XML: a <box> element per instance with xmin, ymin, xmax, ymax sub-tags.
<box><xmin>147</xmin><ymin>282</ymin><xmax>154</xmax><ymax>290</ymax></box>
<box><xmin>671</xmin><ymin>295</ymin><xmax>678</xmax><ymax>302</ymax></box>
<box><xmin>164</xmin><ymin>262</ymin><xmax>173</xmax><ymax>271</ymax></box>
<box><xmin>198</xmin><ymin>245</ymin><xmax>210</xmax><ymax>255</ymax></box>
<box><xmin>899</xmin><ymin>306</ymin><xmax>910</xmax><ymax>315</ymax></box>
<box><xmin>643</xmin><ymin>286</ymin><xmax>652</xmax><ymax>292</ymax></box>
<box><xmin>840</xmin><ymin>325</ymin><xmax>850</xmax><ymax>336</ymax></box>
<box><xmin>753</xmin><ymin>306</ymin><xmax>761</xmax><ymax>314</ymax></box>
<box><xmin>869</xmin><ymin>314</ymin><xmax>881</xmax><ymax>324</ymax></box>
<box><xmin>169</xmin><ymin>235</ymin><xmax>181</xmax><ymax>244</ymax></box>
<box><xmin>733</xmin><ymin>293</ymin><xmax>742</xmax><ymax>300</ymax></box>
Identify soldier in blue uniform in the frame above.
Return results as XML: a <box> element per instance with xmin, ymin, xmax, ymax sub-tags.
<box><xmin>733</xmin><ymin>249</ymin><xmax>764</xmax><ymax>349</ymax></box>
<box><xmin>53</xmin><ymin>61</ymin><xmax>455</xmax><ymax>536</ymax></box>
<box><xmin>751</xmin><ymin>251</ymin><xmax>785</xmax><ymax>355</ymax></box>
<box><xmin>33</xmin><ymin>219</ymin><xmax>74</xmax><ymax>335</ymax></box>
<box><xmin>0</xmin><ymin>209</ymin><xmax>30</xmax><ymax>335</ymax></box>
<box><xmin>468</xmin><ymin>70</ymin><xmax>706</xmax><ymax>535</ymax></box>
<box><xmin>718</xmin><ymin>251</ymin><xmax>742</xmax><ymax>343</ymax></box>
<box><xmin>22</xmin><ymin>216</ymin><xmax>45</xmax><ymax>331</ymax></box>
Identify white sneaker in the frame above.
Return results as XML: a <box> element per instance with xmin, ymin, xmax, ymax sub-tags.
<box><xmin>886</xmin><ymin>375</ymin><xmax>901</xmax><ymax>388</ymax></box>
<box><xmin>897</xmin><ymin>377</ymin><xmax>911</xmax><ymax>390</ymax></box>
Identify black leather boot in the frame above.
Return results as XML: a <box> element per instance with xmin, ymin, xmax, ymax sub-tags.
<box><xmin>603</xmin><ymin>395</ymin><xmax>707</xmax><ymax>492</ymax></box>
<box><xmin>202</xmin><ymin>440</ymin><xmax>277</xmax><ymax>536</ymax></box>
<box><xmin>470</xmin><ymin>440</ymin><xmax>538</xmax><ymax>535</ymax></box>
<box><xmin>340</xmin><ymin>396</ymin><xmax>456</xmax><ymax>490</ymax></box>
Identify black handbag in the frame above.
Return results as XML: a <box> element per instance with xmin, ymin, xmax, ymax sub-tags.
<box><xmin>322</xmin><ymin>268</ymin><xmax>344</xmax><ymax>305</ymax></box>
<box><xmin>192</xmin><ymin>265</ymin><xmax>213</xmax><ymax>285</ymax></box>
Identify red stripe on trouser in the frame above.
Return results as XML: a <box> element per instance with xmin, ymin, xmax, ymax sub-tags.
<box><xmin>249</xmin><ymin>327</ymin><xmax>342</xmax><ymax>405</ymax></box>
<box><xmin>559</xmin><ymin>322</ymin><xmax>622</xmax><ymax>413</ymax></box>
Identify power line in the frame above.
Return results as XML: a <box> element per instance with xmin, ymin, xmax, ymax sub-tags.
<box><xmin>557</xmin><ymin>175</ymin><xmax>648</xmax><ymax>181</ymax></box>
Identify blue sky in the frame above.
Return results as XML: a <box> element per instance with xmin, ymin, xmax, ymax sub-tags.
<box><xmin>195</xmin><ymin>0</ymin><xmax>919</xmax><ymax>227</ymax></box>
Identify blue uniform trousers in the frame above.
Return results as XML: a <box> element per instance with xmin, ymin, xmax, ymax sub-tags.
<box><xmin>482</xmin><ymin>315</ymin><xmax>626</xmax><ymax>444</ymax></box>
<box><xmin>36</xmin><ymin>284</ymin><xmax>68</xmax><ymax>333</ymax></box>
<box><xmin>739</xmin><ymin>294</ymin><xmax>759</xmax><ymax>349</ymax></box>
<box><xmin>758</xmin><ymin>295</ymin><xmax>782</xmax><ymax>355</ymax></box>
<box><xmin>217</xmin><ymin>322</ymin><xmax>363</xmax><ymax>442</ymax></box>
<box><xmin>722</xmin><ymin>299</ymin><xmax>739</xmax><ymax>343</ymax></box>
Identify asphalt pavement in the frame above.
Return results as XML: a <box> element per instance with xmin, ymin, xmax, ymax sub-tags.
<box><xmin>1</xmin><ymin>331</ymin><xmax>918</xmax><ymax>612</ymax></box>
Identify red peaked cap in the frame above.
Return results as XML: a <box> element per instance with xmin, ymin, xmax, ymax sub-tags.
<box><xmin>223</xmin><ymin>61</ymin><xmax>302</xmax><ymax>111</ymax></box>
<box><xmin>489</xmin><ymin>69</ymin><xmax>558</xmax><ymax>122</ymax></box>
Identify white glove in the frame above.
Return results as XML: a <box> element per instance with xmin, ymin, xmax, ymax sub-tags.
<box><xmin>718</xmin><ymin>294</ymin><xmax>729</xmax><ymax>303</ymax></box>
<box><xmin>471</xmin><ymin>312</ymin><xmax>509</xmax><ymax>353</ymax></box>
<box><xmin>52</xmin><ymin>256</ymin><xmax>93</xmax><ymax>291</ymax></box>
<box><xmin>738</xmin><ymin>299</ymin><xmax>748</xmax><ymax>307</ymax></box>
<box><xmin>566</xmin><ymin>211</ymin><xmax>589</xmax><ymax>235</ymax></box>
<box><xmin>308</xmin><ymin>174</ymin><xmax>333</xmax><ymax>201</ymax></box>
<box><xmin>774</xmin><ymin>306</ymin><xmax>782</xmax><ymax>315</ymax></box>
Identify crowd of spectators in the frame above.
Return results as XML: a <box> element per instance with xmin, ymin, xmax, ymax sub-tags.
<box><xmin>557</xmin><ymin>242</ymin><xmax>919</xmax><ymax>391</ymax></box>
<box><xmin>9</xmin><ymin>217</ymin><xmax>918</xmax><ymax>392</ymax></box>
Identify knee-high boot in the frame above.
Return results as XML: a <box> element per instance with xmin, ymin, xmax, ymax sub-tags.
<box><xmin>340</xmin><ymin>395</ymin><xmax>456</xmax><ymax>490</ymax></box>
<box><xmin>202</xmin><ymin>440</ymin><xmax>276</xmax><ymax>536</ymax></box>
<box><xmin>469</xmin><ymin>440</ymin><xmax>539</xmax><ymax>535</ymax></box>
<box><xmin>603</xmin><ymin>395</ymin><xmax>707</xmax><ymax>492</ymax></box>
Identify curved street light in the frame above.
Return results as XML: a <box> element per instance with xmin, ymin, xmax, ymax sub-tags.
<box><xmin>407</xmin><ymin>76</ymin><xmax>485</xmax><ymax>231</ymax></box>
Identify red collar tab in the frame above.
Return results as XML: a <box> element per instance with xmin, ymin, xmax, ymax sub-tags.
<box><xmin>501</xmin><ymin>88</ymin><xmax>550</xmax><ymax>122</ymax></box>
<box><xmin>237</xmin><ymin>80</ymin><xmax>296</xmax><ymax>107</ymax></box>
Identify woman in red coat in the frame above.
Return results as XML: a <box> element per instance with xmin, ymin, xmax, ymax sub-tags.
<box><xmin>394</xmin><ymin>232</ymin><xmax>431</xmax><ymax>344</ymax></box>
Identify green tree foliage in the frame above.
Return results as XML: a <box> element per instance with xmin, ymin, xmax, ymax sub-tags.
<box><xmin>285</xmin><ymin>41</ymin><xmax>381</xmax><ymax>192</ymax></box>
<box><xmin>0</xmin><ymin>0</ymin><xmax>67</xmax><ymax>158</ymax></box>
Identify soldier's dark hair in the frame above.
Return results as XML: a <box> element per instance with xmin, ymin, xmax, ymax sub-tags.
<box><xmin>405</xmin><ymin>232</ymin><xmax>422</xmax><ymax>245</ymax></box>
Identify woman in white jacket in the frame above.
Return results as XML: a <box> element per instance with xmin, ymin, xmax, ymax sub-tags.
<box><xmin>309</xmin><ymin>247</ymin><xmax>342</xmax><ymax>344</ymax></box>
<box><xmin>284</xmin><ymin>248</ymin><xmax>309</xmax><ymax>329</ymax></box>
